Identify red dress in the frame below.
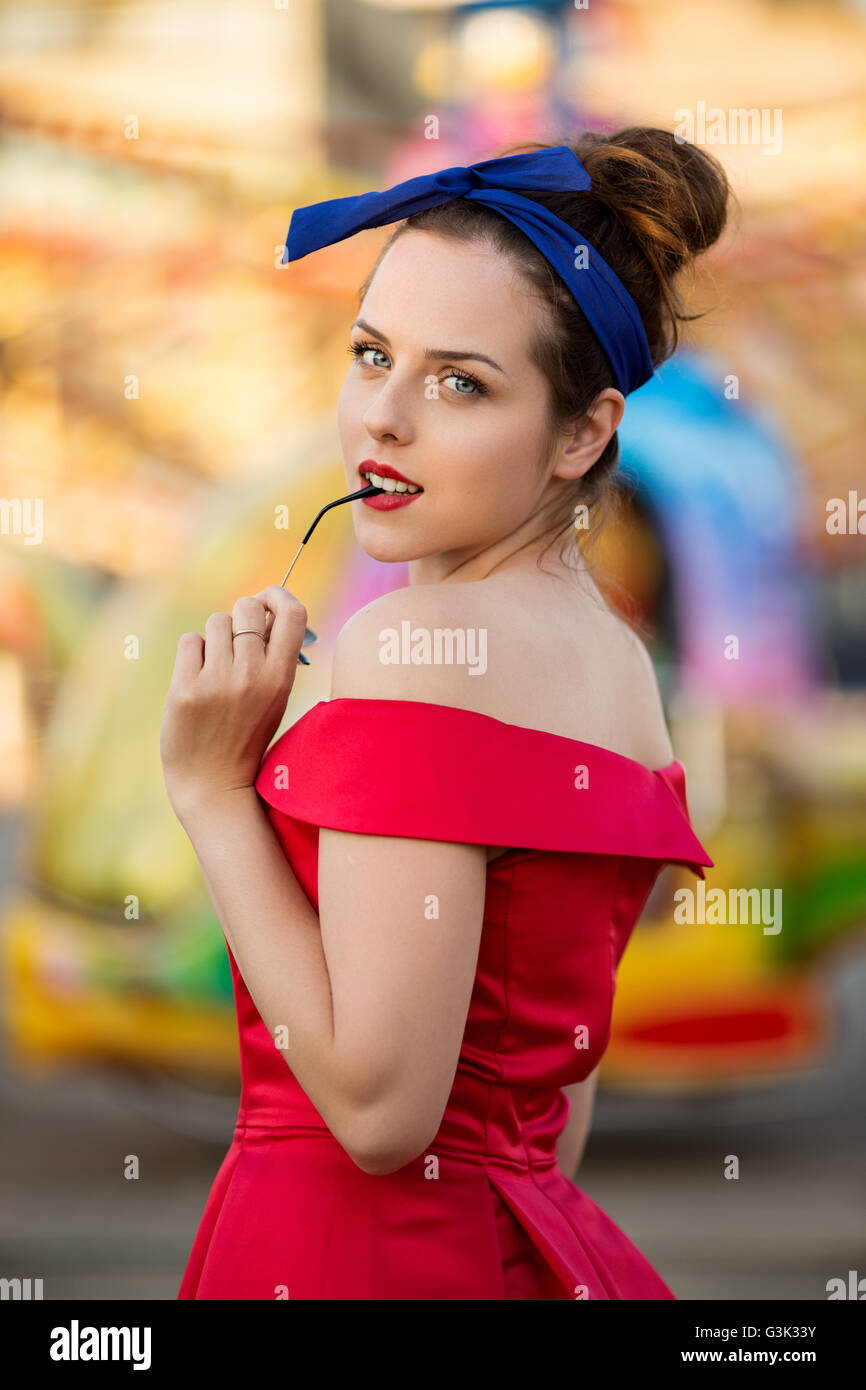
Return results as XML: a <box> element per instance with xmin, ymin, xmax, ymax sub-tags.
<box><xmin>178</xmin><ymin>697</ymin><xmax>713</xmax><ymax>1300</ymax></box>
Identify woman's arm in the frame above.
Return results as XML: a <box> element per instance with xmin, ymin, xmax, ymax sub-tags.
<box><xmin>178</xmin><ymin>784</ymin><xmax>487</xmax><ymax>1177</ymax></box>
<box><xmin>177</xmin><ymin>785</ymin><xmax>347</xmax><ymax>1135</ymax></box>
<box><xmin>556</xmin><ymin>1069</ymin><xmax>599</xmax><ymax>1179</ymax></box>
<box><xmin>173</xmin><ymin>586</ymin><xmax>496</xmax><ymax>1177</ymax></box>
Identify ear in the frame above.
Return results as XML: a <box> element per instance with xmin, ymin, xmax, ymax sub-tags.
<box><xmin>548</xmin><ymin>388</ymin><xmax>626</xmax><ymax>483</ymax></box>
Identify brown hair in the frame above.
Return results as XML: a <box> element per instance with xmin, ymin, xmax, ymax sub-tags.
<box><xmin>356</xmin><ymin>127</ymin><xmax>733</xmax><ymax>621</ymax></box>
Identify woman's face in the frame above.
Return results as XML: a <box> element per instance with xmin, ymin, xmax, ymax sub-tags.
<box><xmin>336</xmin><ymin>229</ymin><xmax>570</xmax><ymax>582</ymax></box>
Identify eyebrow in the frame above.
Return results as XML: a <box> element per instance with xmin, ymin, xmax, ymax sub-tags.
<box><xmin>351</xmin><ymin>318</ymin><xmax>506</xmax><ymax>375</ymax></box>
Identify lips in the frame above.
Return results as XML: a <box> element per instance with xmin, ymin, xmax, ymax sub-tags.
<box><xmin>358</xmin><ymin>460</ymin><xmax>423</xmax><ymax>490</ymax></box>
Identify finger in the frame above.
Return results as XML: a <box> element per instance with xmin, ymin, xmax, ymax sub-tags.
<box><xmin>171</xmin><ymin>631</ymin><xmax>204</xmax><ymax>686</ymax></box>
<box><xmin>231</xmin><ymin>597</ymin><xmax>269</xmax><ymax>669</ymax></box>
<box><xmin>202</xmin><ymin>611</ymin><xmax>234</xmax><ymax>676</ymax></box>
<box><xmin>252</xmin><ymin>585</ymin><xmax>307</xmax><ymax>670</ymax></box>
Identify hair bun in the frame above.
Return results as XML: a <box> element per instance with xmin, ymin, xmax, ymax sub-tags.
<box><xmin>572</xmin><ymin>126</ymin><xmax>731</xmax><ymax>279</ymax></box>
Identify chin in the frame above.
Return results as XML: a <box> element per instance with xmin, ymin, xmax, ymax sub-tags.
<box><xmin>356</xmin><ymin>535</ymin><xmax>420</xmax><ymax>564</ymax></box>
<box><xmin>353</xmin><ymin>519</ymin><xmax>442</xmax><ymax>565</ymax></box>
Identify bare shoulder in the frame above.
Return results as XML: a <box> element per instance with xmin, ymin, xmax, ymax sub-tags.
<box><xmin>331</xmin><ymin>581</ymin><xmax>675</xmax><ymax>769</ymax></box>
<box><xmin>330</xmin><ymin>583</ymin><xmax>491</xmax><ymax>703</ymax></box>
<box><xmin>616</xmin><ymin>621</ymin><xmax>675</xmax><ymax>764</ymax></box>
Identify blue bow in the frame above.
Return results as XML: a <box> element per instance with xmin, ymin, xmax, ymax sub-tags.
<box><xmin>282</xmin><ymin>145</ymin><xmax>653</xmax><ymax>397</ymax></box>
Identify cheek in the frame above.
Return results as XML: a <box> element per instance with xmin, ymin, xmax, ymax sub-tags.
<box><xmin>335</xmin><ymin>374</ymin><xmax>359</xmax><ymax>443</ymax></box>
<box><xmin>335</xmin><ymin>373</ymin><xmax>351</xmax><ymax>421</ymax></box>
<box><xmin>460</xmin><ymin>411</ymin><xmax>544</xmax><ymax>488</ymax></box>
<box><xmin>479</xmin><ymin>426</ymin><xmax>549</xmax><ymax>519</ymax></box>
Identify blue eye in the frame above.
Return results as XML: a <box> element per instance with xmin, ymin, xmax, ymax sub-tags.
<box><xmin>347</xmin><ymin>340</ymin><xmax>489</xmax><ymax>398</ymax></box>
<box><xmin>348</xmin><ymin>341</ymin><xmax>389</xmax><ymax>369</ymax></box>
<box><xmin>443</xmin><ymin>370</ymin><xmax>486</xmax><ymax>396</ymax></box>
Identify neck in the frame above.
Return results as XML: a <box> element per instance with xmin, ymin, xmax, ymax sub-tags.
<box><xmin>408</xmin><ymin>525</ymin><xmax>602</xmax><ymax>602</ymax></box>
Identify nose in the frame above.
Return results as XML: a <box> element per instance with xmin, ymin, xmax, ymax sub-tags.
<box><xmin>361</xmin><ymin>371</ymin><xmax>415</xmax><ymax>445</ymax></box>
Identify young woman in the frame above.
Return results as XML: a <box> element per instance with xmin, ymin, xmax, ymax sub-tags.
<box><xmin>164</xmin><ymin>127</ymin><xmax>728</xmax><ymax>1300</ymax></box>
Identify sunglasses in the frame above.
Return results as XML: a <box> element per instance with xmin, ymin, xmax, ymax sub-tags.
<box><xmin>279</xmin><ymin>481</ymin><xmax>384</xmax><ymax>663</ymax></box>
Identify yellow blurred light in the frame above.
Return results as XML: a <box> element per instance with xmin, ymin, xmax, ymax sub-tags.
<box><xmin>456</xmin><ymin>9</ymin><xmax>554</xmax><ymax>95</ymax></box>
<box><xmin>412</xmin><ymin>38</ymin><xmax>465</xmax><ymax>102</ymax></box>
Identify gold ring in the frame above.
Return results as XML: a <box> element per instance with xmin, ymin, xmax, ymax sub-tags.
<box><xmin>232</xmin><ymin>629</ymin><xmax>267</xmax><ymax>645</ymax></box>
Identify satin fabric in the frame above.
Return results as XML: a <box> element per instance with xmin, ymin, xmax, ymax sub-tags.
<box><xmin>178</xmin><ymin>698</ymin><xmax>713</xmax><ymax>1300</ymax></box>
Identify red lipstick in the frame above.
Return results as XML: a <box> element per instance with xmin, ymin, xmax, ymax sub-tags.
<box><xmin>358</xmin><ymin>459</ymin><xmax>424</xmax><ymax>511</ymax></box>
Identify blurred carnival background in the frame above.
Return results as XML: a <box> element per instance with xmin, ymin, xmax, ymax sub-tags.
<box><xmin>0</xmin><ymin>0</ymin><xmax>864</xmax><ymax>1299</ymax></box>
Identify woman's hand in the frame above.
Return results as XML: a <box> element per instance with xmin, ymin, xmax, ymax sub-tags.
<box><xmin>160</xmin><ymin>586</ymin><xmax>308</xmax><ymax>821</ymax></box>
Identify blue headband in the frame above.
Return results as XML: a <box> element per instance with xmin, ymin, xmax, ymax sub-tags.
<box><xmin>282</xmin><ymin>144</ymin><xmax>654</xmax><ymax>397</ymax></box>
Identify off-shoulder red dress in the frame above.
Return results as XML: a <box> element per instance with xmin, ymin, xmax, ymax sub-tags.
<box><xmin>178</xmin><ymin>697</ymin><xmax>713</xmax><ymax>1300</ymax></box>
